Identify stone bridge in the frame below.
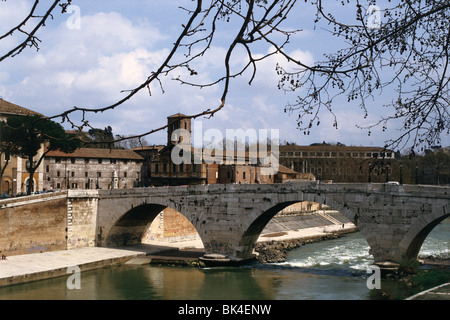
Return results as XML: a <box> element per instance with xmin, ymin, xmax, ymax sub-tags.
<box><xmin>66</xmin><ymin>182</ymin><xmax>449</xmax><ymax>267</ymax></box>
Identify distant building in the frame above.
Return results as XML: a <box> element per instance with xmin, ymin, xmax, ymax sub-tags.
<box><xmin>134</xmin><ymin>113</ymin><xmax>284</xmax><ymax>186</ymax></box>
<box><xmin>0</xmin><ymin>99</ymin><xmax>45</xmax><ymax>195</ymax></box>
<box><xmin>275</xmin><ymin>164</ymin><xmax>315</xmax><ymax>183</ymax></box>
<box><xmin>43</xmin><ymin>148</ymin><xmax>144</xmax><ymax>190</ymax></box>
<box><xmin>280</xmin><ymin>144</ymin><xmax>396</xmax><ymax>183</ymax></box>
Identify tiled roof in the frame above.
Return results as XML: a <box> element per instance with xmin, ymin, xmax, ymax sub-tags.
<box><xmin>45</xmin><ymin>148</ymin><xmax>144</xmax><ymax>160</ymax></box>
<box><xmin>0</xmin><ymin>99</ymin><xmax>42</xmax><ymax>116</ymax></box>
<box><xmin>277</xmin><ymin>164</ymin><xmax>298</xmax><ymax>174</ymax></box>
<box><xmin>167</xmin><ymin>113</ymin><xmax>188</xmax><ymax>118</ymax></box>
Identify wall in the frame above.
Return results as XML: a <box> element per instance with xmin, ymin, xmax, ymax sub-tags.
<box><xmin>0</xmin><ymin>192</ymin><xmax>67</xmax><ymax>256</ymax></box>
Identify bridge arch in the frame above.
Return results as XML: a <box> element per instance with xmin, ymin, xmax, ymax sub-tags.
<box><xmin>94</xmin><ymin>187</ymin><xmax>207</xmax><ymax>249</ymax></box>
<box><xmin>105</xmin><ymin>203</ymin><xmax>166</xmax><ymax>246</ymax></box>
<box><xmin>395</xmin><ymin>203</ymin><xmax>450</xmax><ymax>262</ymax></box>
<box><xmin>237</xmin><ymin>194</ymin><xmax>361</xmax><ymax>261</ymax></box>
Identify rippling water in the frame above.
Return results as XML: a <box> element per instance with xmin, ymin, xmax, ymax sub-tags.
<box><xmin>0</xmin><ymin>220</ymin><xmax>448</xmax><ymax>300</ymax></box>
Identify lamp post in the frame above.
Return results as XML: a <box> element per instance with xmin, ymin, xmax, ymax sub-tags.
<box><xmin>415</xmin><ymin>164</ymin><xmax>419</xmax><ymax>184</ymax></box>
<box><xmin>400</xmin><ymin>163</ymin><xmax>403</xmax><ymax>185</ymax></box>
<box><xmin>386</xmin><ymin>163</ymin><xmax>390</xmax><ymax>183</ymax></box>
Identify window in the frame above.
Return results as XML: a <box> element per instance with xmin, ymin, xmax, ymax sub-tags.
<box><xmin>123</xmin><ymin>172</ymin><xmax>127</xmax><ymax>178</ymax></box>
<box><xmin>163</xmin><ymin>163</ymin><xmax>167</xmax><ymax>173</ymax></box>
<box><xmin>71</xmin><ymin>158</ymin><xmax>76</xmax><ymax>164</ymax></box>
<box><xmin>46</xmin><ymin>165</ymin><xmax>49</xmax><ymax>173</ymax></box>
<box><xmin>71</xmin><ymin>183</ymin><xmax>78</xmax><ymax>189</ymax></box>
<box><xmin>71</xmin><ymin>171</ymin><xmax>75</xmax><ymax>177</ymax></box>
<box><xmin>173</xmin><ymin>164</ymin><xmax>177</xmax><ymax>172</ymax></box>
<box><xmin>98</xmin><ymin>159</ymin><xmax>102</xmax><ymax>164</ymax></box>
<box><xmin>57</xmin><ymin>171</ymin><xmax>60</xmax><ymax>177</ymax></box>
<box><xmin>192</xmin><ymin>164</ymin><xmax>196</xmax><ymax>173</ymax></box>
<box><xmin>180</xmin><ymin>164</ymin><xmax>183</xmax><ymax>173</ymax></box>
<box><xmin>97</xmin><ymin>172</ymin><xmax>101</xmax><ymax>178</ymax></box>
<box><xmin>155</xmin><ymin>163</ymin><xmax>159</xmax><ymax>173</ymax></box>
<box><xmin>85</xmin><ymin>172</ymin><xmax>88</xmax><ymax>178</ymax></box>
<box><xmin>85</xmin><ymin>158</ymin><xmax>89</xmax><ymax>164</ymax></box>
<box><xmin>243</xmin><ymin>172</ymin><xmax>246</xmax><ymax>179</ymax></box>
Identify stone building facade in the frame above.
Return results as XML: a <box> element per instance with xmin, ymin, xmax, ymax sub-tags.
<box><xmin>43</xmin><ymin>148</ymin><xmax>144</xmax><ymax>191</ymax></box>
<box><xmin>0</xmin><ymin>99</ymin><xmax>45</xmax><ymax>195</ymax></box>
<box><xmin>133</xmin><ymin>113</ymin><xmax>281</xmax><ymax>186</ymax></box>
<box><xmin>280</xmin><ymin>144</ymin><xmax>396</xmax><ymax>183</ymax></box>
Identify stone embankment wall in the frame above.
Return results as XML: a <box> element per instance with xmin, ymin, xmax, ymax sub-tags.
<box><xmin>0</xmin><ymin>192</ymin><xmax>68</xmax><ymax>256</ymax></box>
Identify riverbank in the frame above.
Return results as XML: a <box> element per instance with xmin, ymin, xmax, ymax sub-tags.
<box><xmin>255</xmin><ymin>225</ymin><xmax>358</xmax><ymax>263</ymax></box>
<box><xmin>0</xmin><ymin>222</ymin><xmax>357</xmax><ymax>287</ymax></box>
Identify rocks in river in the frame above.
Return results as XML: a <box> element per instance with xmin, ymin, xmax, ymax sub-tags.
<box><xmin>255</xmin><ymin>233</ymin><xmax>341</xmax><ymax>263</ymax></box>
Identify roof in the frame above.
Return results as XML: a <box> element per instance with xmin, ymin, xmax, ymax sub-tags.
<box><xmin>167</xmin><ymin>113</ymin><xmax>188</xmax><ymax>118</ymax></box>
<box><xmin>277</xmin><ymin>164</ymin><xmax>298</xmax><ymax>175</ymax></box>
<box><xmin>0</xmin><ymin>99</ymin><xmax>42</xmax><ymax>117</ymax></box>
<box><xmin>45</xmin><ymin>148</ymin><xmax>144</xmax><ymax>161</ymax></box>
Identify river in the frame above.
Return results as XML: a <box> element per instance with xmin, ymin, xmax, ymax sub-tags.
<box><xmin>0</xmin><ymin>219</ymin><xmax>448</xmax><ymax>300</ymax></box>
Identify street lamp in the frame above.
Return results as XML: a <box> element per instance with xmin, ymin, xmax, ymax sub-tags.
<box><xmin>386</xmin><ymin>163</ymin><xmax>390</xmax><ymax>183</ymax></box>
<box><xmin>415</xmin><ymin>164</ymin><xmax>419</xmax><ymax>184</ymax></box>
<box><xmin>400</xmin><ymin>163</ymin><xmax>403</xmax><ymax>185</ymax></box>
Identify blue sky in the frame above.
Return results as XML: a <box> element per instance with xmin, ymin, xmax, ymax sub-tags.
<box><xmin>0</xmin><ymin>1</ymin><xmax>448</xmax><ymax>150</ymax></box>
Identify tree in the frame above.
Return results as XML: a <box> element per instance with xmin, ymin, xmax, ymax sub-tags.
<box><xmin>85</xmin><ymin>126</ymin><xmax>116</xmax><ymax>149</ymax></box>
<box><xmin>2</xmin><ymin>115</ymin><xmax>81</xmax><ymax>195</ymax></box>
<box><xmin>115</xmin><ymin>134</ymin><xmax>150</xmax><ymax>150</ymax></box>
<box><xmin>0</xmin><ymin>1</ymin><xmax>448</xmax><ymax>152</ymax></box>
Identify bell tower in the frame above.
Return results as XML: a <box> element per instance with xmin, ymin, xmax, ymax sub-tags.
<box><xmin>167</xmin><ymin>113</ymin><xmax>191</xmax><ymax>146</ymax></box>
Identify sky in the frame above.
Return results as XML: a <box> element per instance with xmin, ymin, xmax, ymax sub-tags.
<box><xmin>0</xmin><ymin>0</ymin><xmax>448</xmax><ymax>151</ymax></box>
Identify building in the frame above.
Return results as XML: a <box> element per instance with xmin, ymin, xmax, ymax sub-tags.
<box><xmin>43</xmin><ymin>148</ymin><xmax>144</xmax><ymax>190</ymax></box>
<box><xmin>280</xmin><ymin>144</ymin><xmax>396</xmax><ymax>183</ymax></box>
<box><xmin>0</xmin><ymin>99</ymin><xmax>45</xmax><ymax>195</ymax></box>
<box><xmin>275</xmin><ymin>164</ymin><xmax>315</xmax><ymax>183</ymax></box>
<box><xmin>135</xmin><ymin>113</ymin><xmax>284</xmax><ymax>186</ymax></box>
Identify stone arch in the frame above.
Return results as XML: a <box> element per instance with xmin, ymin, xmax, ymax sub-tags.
<box><xmin>238</xmin><ymin>201</ymin><xmax>300</xmax><ymax>259</ymax></box>
<box><xmin>1</xmin><ymin>177</ymin><xmax>12</xmax><ymax>195</ymax></box>
<box><xmin>394</xmin><ymin>204</ymin><xmax>450</xmax><ymax>262</ymax></box>
<box><xmin>23</xmin><ymin>177</ymin><xmax>36</xmax><ymax>193</ymax></box>
<box><xmin>103</xmin><ymin>200</ymin><xmax>204</xmax><ymax>249</ymax></box>
<box><xmin>238</xmin><ymin>192</ymin><xmax>360</xmax><ymax>261</ymax></box>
